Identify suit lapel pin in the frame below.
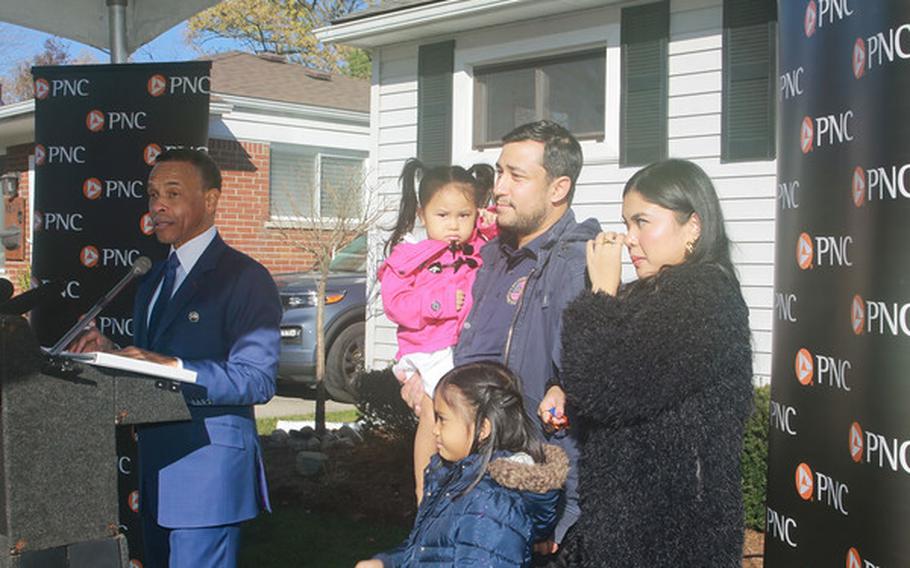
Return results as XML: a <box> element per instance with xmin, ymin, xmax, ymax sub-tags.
<box><xmin>188</xmin><ymin>311</ymin><xmax>200</xmax><ymax>323</ymax></box>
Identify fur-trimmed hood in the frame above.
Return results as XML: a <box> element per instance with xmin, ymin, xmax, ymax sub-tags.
<box><xmin>488</xmin><ymin>444</ymin><xmax>569</xmax><ymax>494</ymax></box>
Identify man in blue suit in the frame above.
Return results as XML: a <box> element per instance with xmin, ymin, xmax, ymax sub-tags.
<box><xmin>71</xmin><ymin>148</ymin><xmax>281</xmax><ymax>567</ymax></box>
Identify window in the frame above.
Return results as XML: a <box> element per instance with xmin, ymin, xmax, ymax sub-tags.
<box><xmin>269</xmin><ymin>144</ymin><xmax>366</xmax><ymax>219</ymax></box>
<box><xmin>473</xmin><ymin>50</ymin><xmax>605</xmax><ymax>148</ymax></box>
<box><xmin>621</xmin><ymin>0</ymin><xmax>669</xmax><ymax>167</ymax></box>
<box><xmin>722</xmin><ymin>0</ymin><xmax>777</xmax><ymax>161</ymax></box>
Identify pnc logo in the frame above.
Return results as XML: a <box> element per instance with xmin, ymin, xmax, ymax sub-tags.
<box><xmin>140</xmin><ymin>213</ymin><xmax>155</xmax><ymax>236</ymax></box>
<box><xmin>800</xmin><ymin>117</ymin><xmax>814</xmax><ymax>154</ymax></box>
<box><xmin>83</xmin><ymin>177</ymin><xmax>103</xmax><ymax>200</ymax></box>
<box><xmin>128</xmin><ymin>490</ymin><xmax>139</xmax><ymax>513</ymax></box>
<box><xmin>805</xmin><ymin>0</ymin><xmax>818</xmax><ymax>37</ymax></box>
<box><xmin>851</xmin><ymin>295</ymin><xmax>865</xmax><ymax>335</ymax></box>
<box><xmin>147</xmin><ymin>74</ymin><xmax>167</xmax><ymax>97</ymax></box>
<box><xmin>144</xmin><ymin>143</ymin><xmax>162</xmax><ymax>166</ymax></box>
<box><xmin>797</xmin><ymin>233</ymin><xmax>813</xmax><ymax>269</ymax></box>
<box><xmin>86</xmin><ymin>109</ymin><xmax>105</xmax><ymax>132</ymax></box>
<box><xmin>850</xmin><ymin>422</ymin><xmax>864</xmax><ymax>463</ymax></box>
<box><xmin>795</xmin><ymin>348</ymin><xmax>814</xmax><ymax>385</ymax></box>
<box><xmin>80</xmin><ymin>245</ymin><xmax>100</xmax><ymax>268</ymax></box>
<box><xmin>795</xmin><ymin>462</ymin><xmax>814</xmax><ymax>500</ymax></box>
<box><xmin>852</xmin><ymin>166</ymin><xmax>866</xmax><ymax>207</ymax></box>
<box><xmin>32</xmin><ymin>211</ymin><xmax>43</xmax><ymax>232</ymax></box>
<box><xmin>35</xmin><ymin>144</ymin><xmax>47</xmax><ymax>166</ymax></box>
<box><xmin>847</xmin><ymin>547</ymin><xmax>861</xmax><ymax>568</ymax></box>
<box><xmin>129</xmin><ymin>560</ymin><xmax>144</xmax><ymax>568</ymax></box>
<box><xmin>853</xmin><ymin>38</ymin><xmax>866</xmax><ymax>79</ymax></box>
<box><xmin>34</xmin><ymin>78</ymin><xmax>50</xmax><ymax>100</ymax></box>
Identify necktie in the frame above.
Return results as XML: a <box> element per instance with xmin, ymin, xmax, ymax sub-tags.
<box><xmin>147</xmin><ymin>252</ymin><xmax>180</xmax><ymax>341</ymax></box>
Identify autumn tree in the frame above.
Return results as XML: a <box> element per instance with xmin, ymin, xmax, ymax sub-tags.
<box><xmin>1</xmin><ymin>38</ymin><xmax>96</xmax><ymax>104</ymax></box>
<box><xmin>186</xmin><ymin>0</ymin><xmax>372</xmax><ymax>79</ymax></box>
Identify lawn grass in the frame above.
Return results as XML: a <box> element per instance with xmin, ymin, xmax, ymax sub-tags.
<box><xmin>256</xmin><ymin>409</ymin><xmax>361</xmax><ymax>435</ymax></box>
<box><xmin>239</xmin><ymin>505</ymin><xmax>408</xmax><ymax>567</ymax></box>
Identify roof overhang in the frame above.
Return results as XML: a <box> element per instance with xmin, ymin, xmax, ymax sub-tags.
<box><xmin>316</xmin><ymin>0</ymin><xmax>624</xmax><ymax>48</ymax></box>
<box><xmin>0</xmin><ymin>93</ymin><xmax>368</xmax><ymax>150</ymax></box>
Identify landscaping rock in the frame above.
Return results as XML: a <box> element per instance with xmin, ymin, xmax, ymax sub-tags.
<box><xmin>305</xmin><ymin>437</ymin><xmax>322</xmax><ymax>451</ymax></box>
<box><xmin>338</xmin><ymin>425</ymin><xmax>362</xmax><ymax>443</ymax></box>
<box><xmin>295</xmin><ymin>451</ymin><xmax>328</xmax><ymax>477</ymax></box>
<box><xmin>268</xmin><ymin>429</ymin><xmax>289</xmax><ymax>447</ymax></box>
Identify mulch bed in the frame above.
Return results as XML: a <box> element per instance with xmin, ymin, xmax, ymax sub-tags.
<box><xmin>262</xmin><ymin>432</ymin><xmax>417</xmax><ymax>527</ymax></box>
<box><xmin>261</xmin><ymin>433</ymin><xmax>765</xmax><ymax>566</ymax></box>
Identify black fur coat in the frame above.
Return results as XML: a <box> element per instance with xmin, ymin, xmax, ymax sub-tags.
<box><xmin>560</xmin><ymin>263</ymin><xmax>753</xmax><ymax>567</ymax></box>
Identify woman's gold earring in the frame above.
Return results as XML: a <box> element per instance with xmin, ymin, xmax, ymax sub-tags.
<box><xmin>685</xmin><ymin>240</ymin><xmax>695</xmax><ymax>259</ymax></box>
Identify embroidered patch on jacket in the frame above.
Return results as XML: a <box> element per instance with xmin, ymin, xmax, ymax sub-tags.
<box><xmin>507</xmin><ymin>277</ymin><xmax>528</xmax><ymax>305</ymax></box>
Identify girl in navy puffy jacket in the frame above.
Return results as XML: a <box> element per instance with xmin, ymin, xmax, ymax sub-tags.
<box><xmin>356</xmin><ymin>362</ymin><xmax>569</xmax><ymax>568</ymax></box>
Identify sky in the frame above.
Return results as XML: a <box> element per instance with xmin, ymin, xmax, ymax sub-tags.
<box><xmin>0</xmin><ymin>20</ymin><xmax>234</xmax><ymax>77</ymax></box>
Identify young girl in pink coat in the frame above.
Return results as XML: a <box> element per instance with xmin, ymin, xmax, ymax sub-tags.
<box><xmin>378</xmin><ymin>158</ymin><xmax>496</xmax><ymax>500</ymax></box>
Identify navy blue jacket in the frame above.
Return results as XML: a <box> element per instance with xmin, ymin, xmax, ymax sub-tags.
<box><xmin>454</xmin><ymin>209</ymin><xmax>600</xmax><ymax>539</ymax></box>
<box><xmin>133</xmin><ymin>233</ymin><xmax>281</xmax><ymax>528</ymax></box>
<box><xmin>375</xmin><ymin>445</ymin><xmax>569</xmax><ymax>567</ymax></box>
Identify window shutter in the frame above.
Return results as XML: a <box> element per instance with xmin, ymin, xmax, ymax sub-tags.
<box><xmin>418</xmin><ymin>41</ymin><xmax>454</xmax><ymax>166</ymax></box>
<box><xmin>722</xmin><ymin>0</ymin><xmax>777</xmax><ymax>161</ymax></box>
<box><xmin>621</xmin><ymin>1</ymin><xmax>669</xmax><ymax>167</ymax></box>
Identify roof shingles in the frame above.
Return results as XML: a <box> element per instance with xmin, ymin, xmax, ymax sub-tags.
<box><xmin>207</xmin><ymin>52</ymin><xmax>369</xmax><ymax>112</ymax></box>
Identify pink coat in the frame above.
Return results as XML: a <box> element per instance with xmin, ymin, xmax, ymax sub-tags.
<box><xmin>379</xmin><ymin>225</ymin><xmax>495</xmax><ymax>359</ymax></box>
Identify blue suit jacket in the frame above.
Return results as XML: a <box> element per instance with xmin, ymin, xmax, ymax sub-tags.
<box><xmin>133</xmin><ymin>233</ymin><xmax>281</xmax><ymax>528</ymax></box>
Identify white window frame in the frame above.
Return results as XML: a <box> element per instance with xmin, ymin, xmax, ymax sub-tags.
<box><xmin>451</xmin><ymin>11</ymin><xmax>621</xmax><ymax>167</ymax></box>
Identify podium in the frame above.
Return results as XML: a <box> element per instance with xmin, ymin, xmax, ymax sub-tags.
<box><xmin>0</xmin><ymin>315</ymin><xmax>191</xmax><ymax>567</ymax></box>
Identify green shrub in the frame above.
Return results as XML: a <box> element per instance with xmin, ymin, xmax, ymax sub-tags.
<box><xmin>355</xmin><ymin>368</ymin><xmax>417</xmax><ymax>442</ymax></box>
<box><xmin>741</xmin><ymin>385</ymin><xmax>770</xmax><ymax>530</ymax></box>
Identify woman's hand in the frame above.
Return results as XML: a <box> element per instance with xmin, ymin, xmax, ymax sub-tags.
<box><xmin>587</xmin><ymin>231</ymin><xmax>625</xmax><ymax>296</ymax></box>
<box><xmin>354</xmin><ymin>560</ymin><xmax>383</xmax><ymax>568</ymax></box>
<box><xmin>538</xmin><ymin>386</ymin><xmax>566</xmax><ymax>427</ymax></box>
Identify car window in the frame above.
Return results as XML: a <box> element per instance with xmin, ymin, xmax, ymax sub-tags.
<box><xmin>329</xmin><ymin>235</ymin><xmax>367</xmax><ymax>272</ymax></box>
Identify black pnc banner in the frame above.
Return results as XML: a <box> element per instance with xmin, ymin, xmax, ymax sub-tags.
<box><xmin>31</xmin><ymin>62</ymin><xmax>210</xmax><ymax>566</ymax></box>
<box><xmin>767</xmin><ymin>1</ymin><xmax>910</xmax><ymax>566</ymax></box>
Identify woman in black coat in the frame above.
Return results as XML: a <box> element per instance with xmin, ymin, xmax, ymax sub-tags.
<box><xmin>540</xmin><ymin>159</ymin><xmax>753</xmax><ymax>567</ymax></box>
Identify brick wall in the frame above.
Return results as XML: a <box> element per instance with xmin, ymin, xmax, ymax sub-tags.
<box><xmin>1</xmin><ymin>137</ymin><xmax>345</xmax><ymax>294</ymax></box>
<box><xmin>1</xmin><ymin>143</ymin><xmax>32</xmax><ymax>293</ymax></box>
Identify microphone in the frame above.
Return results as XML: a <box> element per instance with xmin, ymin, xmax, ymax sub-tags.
<box><xmin>0</xmin><ymin>278</ymin><xmax>12</xmax><ymax>304</ymax></box>
<box><xmin>49</xmin><ymin>256</ymin><xmax>152</xmax><ymax>355</ymax></box>
<box><xmin>0</xmin><ymin>280</ymin><xmax>64</xmax><ymax>315</ymax></box>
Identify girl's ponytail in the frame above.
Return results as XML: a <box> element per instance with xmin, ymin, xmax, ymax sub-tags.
<box><xmin>467</xmin><ymin>163</ymin><xmax>495</xmax><ymax>207</ymax></box>
<box><xmin>385</xmin><ymin>158</ymin><xmax>424</xmax><ymax>255</ymax></box>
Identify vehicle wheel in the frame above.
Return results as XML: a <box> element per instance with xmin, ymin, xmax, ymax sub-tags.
<box><xmin>324</xmin><ymin>322</ymin><xmax>365</xmax><ymax>403</ymax></box>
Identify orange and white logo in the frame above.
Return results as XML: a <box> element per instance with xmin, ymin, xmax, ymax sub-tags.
<box><xmin>851</xmin><ymin>295</ymin><xmax>865</xmax><ymax>335</ymax></box>
<box><xmin>144</xmin><ymin>143</ymin><xmax>162</xmax><ymax>166</ymax></box>
<box><xmin>86</xmin><ymin>109</ymin><xmax>105</xmax><ymax>132</ymax></box>
<box><xmin>128</xmin><ymin>490</ymin><xmax>139</xmax><ymax>513</ymax></box>
<box><xmin>849</xmin><ymin>422</ymin><xmax>864</xmax><ymax>463</ymax></box>
<box><xmin>800</xmin><ymin>117</ymin><xmax>814</xmax><ymax>154</ymax></box>
<box><xmin>83</xmin><ymin>177</ymin><xmax>103</xmax><ymax>200</ymax></box>
<box><xmin>795</xmin><ymin>462</ymin><xmax>814</xmax><ymax>500</ymax></box>
<box><xmin>797</xmin><ymin>232</ymin><xmax>813</xmax><ymax>270</ymax></box>
<box><xmin>852</xmin><ymin>166</ymin><xmax>866</xmax><ymax>207</ymax></box>
<box><xmin>805</xmin><ymin>0</ymin><xmax>818</xmax><ymax>37</ymax></box>
<box><xmin>853</xmin><ymin>38</ymin><xmax>866</xmax><ymax>79</ymax></box>
<box><xmin>147</xmin><ymin>74</ymin><xmax>167</xmax><ymax>97</ymax></box>
<box><xmin>34</xmin><ymin>144</ymin><xmax>47</xmax><ymax>166</ymax></box>
<box><xmin>795</xmin><ymin>348</ymin><xmax>814</xmax><ymax>385</ymax></box>
<box><xmin>140</xmin><ymin>213</ymin><xmax>155</xmax><ymax>236</ymax></box>
<box><xmin>33</xmin><ymin>211</ymin><xmax>43</xmax><ymax>232</ymax></box>
<box><xmin>34</xmin><ymin>78</ymin><xmax>50</xmax><ymax>100</ymax></box>
<box><xmin>80</xmin><ymin>245</ymin><xmax>100</xmax><ymax>268</ymax></box>
<box><xmin>846</xmin><ymin>547</ymin><xmax>862</xmax><ymax>568</ymax></box>
<box><xmin>129</xmin><ymin>560</ymin><xmax>143</xmax><ymax>568</ymax></box>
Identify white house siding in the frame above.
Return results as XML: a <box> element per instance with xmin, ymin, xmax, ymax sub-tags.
<box><xmin>366</xmin><ymin>0</ymin><xmax>775</xmax><ymax>385</ymax></box>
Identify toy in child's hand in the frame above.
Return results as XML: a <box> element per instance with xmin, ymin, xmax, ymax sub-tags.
<box><xmin>544</xmin><ymin>407</ymin><xmax>569</xmax><ymax>436</ymax></box>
